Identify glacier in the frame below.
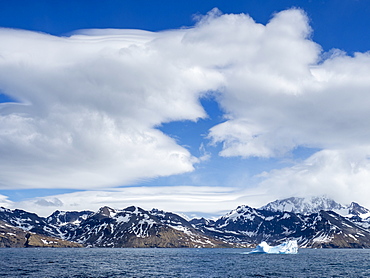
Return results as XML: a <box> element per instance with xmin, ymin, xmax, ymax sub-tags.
<box><xmin>248</xmin><ymin>240</ymin><xmax>298</xmax><ymax>254</ymax></box>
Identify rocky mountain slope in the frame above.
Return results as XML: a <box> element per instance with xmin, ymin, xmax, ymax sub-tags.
<box><xmin>1</xmin><ymin>196</ymin><xmax>370</xmax><ymax>248</ymax></box>
<box><xmin>191</xmin><ymin>204</ymin><xmax>370</xmax><ymax>248</ymax></box>
<box><xmin>62</xmin><ymin>206</ymin><xmax>232</xmax><ymax>248</ymax></box>
<box><xmin>259</xmin><ymin>196</ymin><xmax>370</xmax><ymax>231</ymax></box>
<box><xmin>0</xmin><ymin>206</ymin><xmax>232</xmax><ymax>248</ymax></box>
<box><xmin>0</xmin><ymin>220</ymin><xmax>82</xmax><ymax>248</ymax></box>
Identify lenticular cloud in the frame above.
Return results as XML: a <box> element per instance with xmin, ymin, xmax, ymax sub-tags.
<box><xmin>0</xmin><ymin>27</ymin><xmax>219</xmax><ymax>189</ymax></box>
<box><xmin>1</xmin><ymin>8</ymin><xmax>370</xmax><ymax>191</ymax></box>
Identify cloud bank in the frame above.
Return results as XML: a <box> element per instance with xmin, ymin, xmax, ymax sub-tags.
<box><xmin>1</xmin><ymin>8</ymin><xmax>370</xmax><ymax>211</ymax></box>
<box><xmin>10</xmin><ymin>186</ymin><xmax>267</xmax><ymax>217</ymax></box>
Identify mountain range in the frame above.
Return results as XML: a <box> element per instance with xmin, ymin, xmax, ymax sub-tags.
<box><xmin>1</xmin><ymin>196</ymin><xmax>370</xmax><ymax>248</ymax></box>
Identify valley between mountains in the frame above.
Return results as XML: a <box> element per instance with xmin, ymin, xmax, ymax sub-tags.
<box><xmin>1</xmin><ymin>196</ymin><xmax>370</xmax><ymax>248</ymax></box>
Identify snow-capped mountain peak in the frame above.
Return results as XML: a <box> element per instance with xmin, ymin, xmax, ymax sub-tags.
<box><xmin>348</xmin><ymin>202</ymin><xmax>370</xmax><ymax>218</ymax></box>
<box><xmin>260</xmin><ymin>196</ymin><xmax>370</xmax><ymax>221</ymax></box>
<box><xmin>260</xmin><ymin>196</ymin><xmax>346</xmax><ymax>215</ymax></box>
<box><xmin>2</xmin><ymin>199</ymin><xmax>370</xmax><ymax>248</ymax></box>
<box><xmin>221</xmin><ymin>205</ymin><xmax>256</xmax><ymax>220</ymax></box>
<box><xmin>95</xmin><ymin>206</ymin><xmax>118</xmax><ymax>218</ymax></box>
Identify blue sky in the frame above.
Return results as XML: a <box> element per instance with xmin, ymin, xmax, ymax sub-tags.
<box><xmin>0</xmin><ymin>0</ymin><xmax>369</xmax><ymax>53</ymax></box>
<box><xmin>1</xmin><ymin>0</ymin><xmax>370</xmax><ymax>217</ymax></box>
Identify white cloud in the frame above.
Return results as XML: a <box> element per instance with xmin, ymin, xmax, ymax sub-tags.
<box><xmin>34</xmin><ymin>197</ymin><xmax>63</xmax><ymax>207</ymax></box>
<box><xmin>0</xmin><ymin>26</ymin><xmax>224</xmax><ymax>189</ymax></box>
<box><xmin>1</xmin><ymin>7</ymin><xmax>370</xmax><ymax>212</ymax></box>
<box><xmin>187</xmin><ymin>9</ymin><xmax>370</xmax><ymax>208</ymax></box>
<box><xmin>1</xmin><ymin>9</ymin><xmax>316</xmax><ymax>190</ymax></box>
<box><xmin>0</xmin><ymin>194</ymin><xmax>13</xmax><ymax>208</ymax></box>
<box><xmin>11</xmin><ymin>186</ymin><xmax>265</xmax><ymax>217</ymax></box>
<box><xmin>196</xmin><ymin>10</ymin><xmax>370</xmax><ymax>208</ymax></box>
<box><xmin>7</xmin><ymin>172</ymin><xmax>370</xmax><ymax>217</ymax></box>
<box><xmin>257</xmin><ymin>148</ymin><xmax>370</xmax><ymax>209</ymax></box>
<box><xmin>208</xmin><ymin>11</ymin><xmax>370</xmax><ymax>158</ymax></box>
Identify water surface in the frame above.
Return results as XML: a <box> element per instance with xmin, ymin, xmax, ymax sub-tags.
<box><xmin>0</xmin><ymin>248</ymin><xmax>369</xmax><ymax>277</ymax></box>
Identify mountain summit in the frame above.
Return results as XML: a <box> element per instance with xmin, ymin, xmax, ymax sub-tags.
<box><xmin>260</xmin><ymin>196</ymin><xmax>370</xmax><ymax>218</ymax></box>
<box><xmin>260</xmin><ymin>196</ymin><xmax>345</xmax><ymax>214</ymax></box>
<box><xmin>1</xmin><ymin>197</ymin><xmax>370</xmax><ymax>248</ymax></box>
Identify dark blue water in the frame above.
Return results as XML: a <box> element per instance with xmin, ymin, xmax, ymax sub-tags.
<box><xmin>0</xmin><ymin>248</ymin><xmax>369</xmax><ymax>277</ymax></box>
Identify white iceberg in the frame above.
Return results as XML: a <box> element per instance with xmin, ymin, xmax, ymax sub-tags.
<box><xmin>248</xmin><ymin>240</ymin><xmax>298</xmax><ymax>254</ymax></box>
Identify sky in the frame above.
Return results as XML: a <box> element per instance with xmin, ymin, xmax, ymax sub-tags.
<box><xmin>1</xmin><ymin>0</ymin><xmax>370</xmax><ymax>218</ymax></box>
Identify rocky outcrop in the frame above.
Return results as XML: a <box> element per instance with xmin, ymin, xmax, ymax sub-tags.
<box><xmin>0</xmin><ymin>220</ymin><xmax>82</xmax><ymax>248</ymax></box>
<box><xmin>0</xmin><ymin>221</ymin><xmax>28</xmax><ymax>247</ymax></box>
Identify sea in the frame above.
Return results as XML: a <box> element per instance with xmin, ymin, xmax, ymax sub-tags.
<box><xmin>0</xmin><ymin>248</ymin><xmax>369</xmax><ymax>277</ymax></box>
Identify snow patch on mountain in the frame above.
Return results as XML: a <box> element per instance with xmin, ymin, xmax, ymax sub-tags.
<box><xmin>2</xmin><ymin>198</ymin><xmax>370</xmax><ymax>248</ymax></box>
<box><xmin>260</xmin><ymin>196</ymin><xmax>370</xmax><ymax>220</ymax></box>
<box><xmin>260</xmin><ymin>196</ymin><xmax>345</xmax><ymax>214</ymax></box>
